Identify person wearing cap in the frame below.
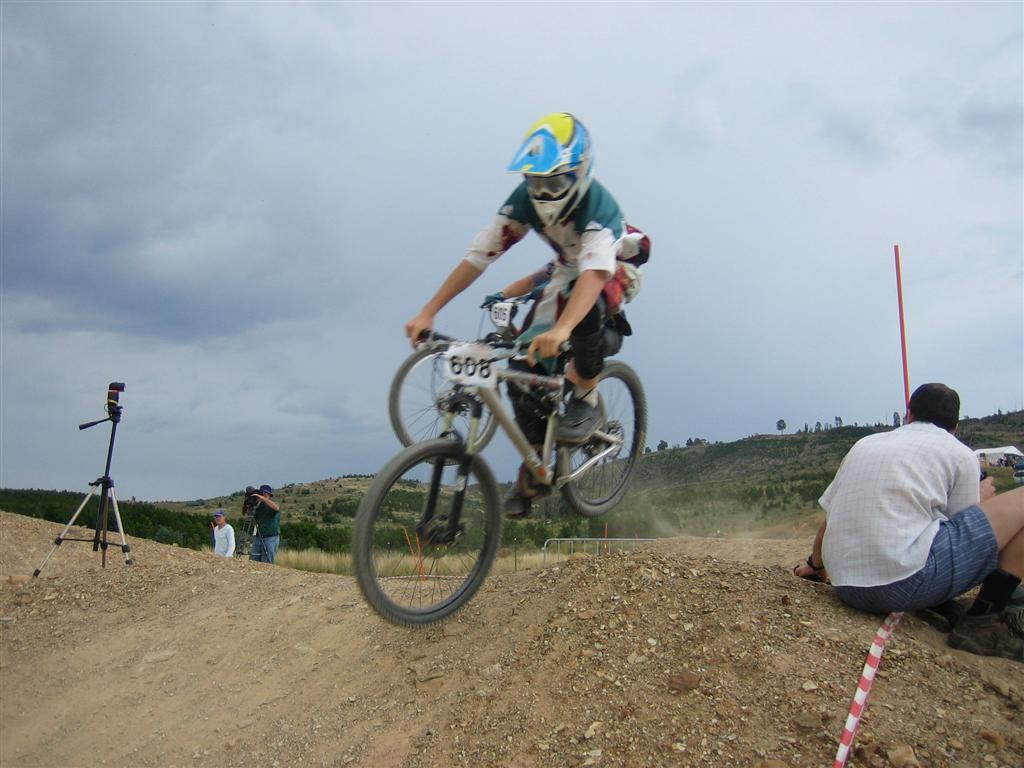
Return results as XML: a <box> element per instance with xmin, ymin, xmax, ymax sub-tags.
<box><xmin>248</xmin><ymin>484</ymin><xmax>281</xmax><ymax>564</ymax></box>
<box><xmin>796</xmin><ymin>383</ymin><xmax>1024</xmax><ymax>661</ymax></box>
<box><xmin>211</xmin><ymin>509</ymin><xmax>235</xmax><ymax>558</ymax></box>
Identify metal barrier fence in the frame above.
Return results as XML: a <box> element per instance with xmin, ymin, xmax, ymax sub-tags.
<box><xmin>542</xmin><ymin>537</ymin><xmax>656</xmax><ymax>565</ymax></box>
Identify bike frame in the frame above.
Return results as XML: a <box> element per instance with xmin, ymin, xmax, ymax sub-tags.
<box><xmin>434</xmin><ymin>349</ymin><xmax>626</xmax><ymax>490</ymax></box>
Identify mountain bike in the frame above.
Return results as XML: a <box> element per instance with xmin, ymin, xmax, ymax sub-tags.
<box><xmin>353</xmin><ymin>325</ymin><xmax>647</xmax><ymax>626</ymax></box>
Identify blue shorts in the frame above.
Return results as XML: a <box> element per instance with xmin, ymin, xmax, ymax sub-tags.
<box><xmin>833</xmin><ymin>506</ymin><xmax>999</xmax><ymax>614</ymax></box>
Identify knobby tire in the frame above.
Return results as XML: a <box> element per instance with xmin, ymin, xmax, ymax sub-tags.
<box><xmin>353</xmin><ymin>438</ymin><xmax>502</xmax><ymax>626</ymax></box>
<box><xmin>559</xmin><ymin>361</ymin><xmax>647</xmax><ymax>518</ymax></box>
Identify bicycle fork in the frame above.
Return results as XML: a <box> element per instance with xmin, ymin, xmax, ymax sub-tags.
<box><xmin>416</xmin><ymin>399</ymin><xmax>485</xmax><ymax>546</ymax></box>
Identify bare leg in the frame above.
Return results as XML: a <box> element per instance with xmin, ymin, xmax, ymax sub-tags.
<box><xmin>980</xmin><ymin>487</ymin><xmax>1024</xmax><ymax>577</ymax></box>
<box><xmin>564</xmin><ymin>361</ymin><xmax>597</xmax><ymax>391</ymax></box>
<box><xmin>961</xmin><ymin>487</ymin><xmax>1024</xmax><ymax>618</ymax></box>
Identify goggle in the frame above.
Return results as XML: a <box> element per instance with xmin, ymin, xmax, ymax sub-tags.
<box><xmin>526</xmin><ymin>172</ymin><xmax>575</xmax><ymax>201</ymax></box>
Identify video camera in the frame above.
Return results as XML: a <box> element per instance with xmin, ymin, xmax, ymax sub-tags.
<box><xmin>107</xmin><ymin>382</ymin><xmax>125</xmax><ymax>420</ymax></box>
<box><xmin>79</xmin><ymin>382</ymin><xmax>126</xmax><ymax>432</ymax></box>
<box><xmin>242</xmin><ymin>486</ymin><xmax>262</xmax><ymax>516</ymax></box>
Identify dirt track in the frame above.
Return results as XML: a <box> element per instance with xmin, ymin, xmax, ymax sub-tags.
<box><xmin>1</xmin><ymin>511</ymin><xmax>1021</xmax><ymax>768</ymax></box>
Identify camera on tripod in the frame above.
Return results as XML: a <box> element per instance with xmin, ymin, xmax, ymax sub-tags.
<box><xmin>106</xmin><ymin>382</ymin><xmax>125</xmax><ymax>421</ymax></box>
<box><xmin>34</xmin><ymin>381</ymin><xmax>133</xmax><ymax>577</ymax></box>
<box><xmin>242</xmin><ymin>486</ymin><xmax>261</xmax><ymax>516</ymax></box>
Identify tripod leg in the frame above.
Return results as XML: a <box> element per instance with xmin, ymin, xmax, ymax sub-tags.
<box><xmin>107</xmin><ymin>490</ymin><xmax>134</xmax><ymax>566</ymax></box>
<box><xmin>250</xmin><ymin>521</ymin><xmax>269</xmax><ymax>563</ymax></box>
<box><xmin>93</xmin><ymin>479</ymin><xmax>112</xmax><ymax>567</ymax></box>
<box><xmin>32</xmin><ymin>487</ymin><xmax>99</xmax><ymax>578</ymax></box>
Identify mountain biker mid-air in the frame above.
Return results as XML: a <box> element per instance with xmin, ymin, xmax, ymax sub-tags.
<box><xmin>404</xmin><ymin>112</ymin><xmax>649</xmax><ymax>519</ymax></box>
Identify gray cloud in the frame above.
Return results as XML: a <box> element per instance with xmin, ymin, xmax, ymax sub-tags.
<box><xmin>1</xmin><ymin>2</ymin><xmax>1020</xmax><ymax>501</ymax></box>
<box><xmin>809</xmin><ymin>106</ymin><xmax>889</xmax><ymax>164</ymax></box>
<box><xmin>949</xmin><ymin>98</ymin><xmax>1023</xmax><ymax>176</ymax></box>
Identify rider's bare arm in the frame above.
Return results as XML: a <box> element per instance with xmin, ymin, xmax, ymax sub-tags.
<box><xmin>500</xmin><ymin>274</ymin><xmax>537</xmax><ymax>298</ymax></box>
<box><xmin>405</xmin><ymin>260</ymin><xmax>484</xmax><ymax>345</ymax></box>
<box><xmin>511</xmin><ymin>261</ymin><xmax>557</xmax><ymax>297</ymax></box>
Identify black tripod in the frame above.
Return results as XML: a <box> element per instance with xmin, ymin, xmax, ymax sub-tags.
<box><xmin>33</xmin><ymin>382</ymin><xmax>134</xmax><ymax>578</ymax></box>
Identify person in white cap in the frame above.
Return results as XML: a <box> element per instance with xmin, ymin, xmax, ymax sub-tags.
<box><xmin>211</xmin><ymin>509</ymin><xmax>235</xmax><ymax>558</ymax></box>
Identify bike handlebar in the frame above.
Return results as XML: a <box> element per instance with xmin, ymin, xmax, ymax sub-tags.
<box><xmin>416</xmin><ymin>330</ymin><xmax>569</xmax><ymax>359</ymax></box>
<box><xmin>479</xmin><ymin>291</ymin><xmax>538</xmax><ymax>309</ymax></box>
<box><xmin>417</xmin><ymin>329</ymin><xmax>454</xmax><ymax>344</ymax></box>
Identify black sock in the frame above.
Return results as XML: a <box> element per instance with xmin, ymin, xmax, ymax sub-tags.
<box><xmin>966</xmin><ymin>569</ymin><xmax>1023</xmax><ymax>616</ymax></box>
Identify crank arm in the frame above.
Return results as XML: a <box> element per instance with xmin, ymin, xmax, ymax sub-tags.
<box><xmin>556</xmin><ymin>436</ymin><xmax>624</xmax><ymax>488</ymax></box>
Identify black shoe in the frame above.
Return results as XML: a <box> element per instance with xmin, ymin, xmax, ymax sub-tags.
<box><xmin>1009</xmin><ymin>584</ymin><xmax>1024</xmax><ymax>608</ymax></box>
<box><xmin>556</xmin><ymin>394</ymin><xmax>603</xmax><ymax>444</ymax></box>
<box><xmin>503</xmin><ymin>465</ymin><xmax>550</xmax><ymax>520</ymax></box>
<box><xmin>503</xmin><ymin>486</ymin><xmax>551</xmax><ymax>520</ymax></box>
<box><xmin>503</xmin><ymin>489</ymin><xmax>534</xmax><ymax>519</ymax></box>
<box><xmin>917</xmin><ymin>599</ymin><xmax>967</xmax><ymax>633</ymax></box>
<box><xmin>948</xmin><ymin>611</ymin><xmax>1024</xmax><ymax>661</ymax></box>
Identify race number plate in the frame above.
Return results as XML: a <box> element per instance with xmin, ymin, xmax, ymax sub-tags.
<box><xmin>489</xmin><ymin>301</ymin><xmax>514</xmax><ymax>329</ymax></box>
<box><xmin>444</xmin><ymin>343</ymin><xmax>498</xmax><ymax>389</ymax></box>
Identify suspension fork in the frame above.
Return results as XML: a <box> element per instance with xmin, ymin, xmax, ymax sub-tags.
<box><xmin>416</xmin><ymin>398</ymin><xmax>483</xmax><ymax>544</ymax></box>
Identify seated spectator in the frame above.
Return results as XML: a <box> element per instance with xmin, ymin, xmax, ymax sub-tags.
<box><xmin>795</xmin><ymin>383</ymin><xmax>1024</xmax><ymax>661</ymax></box>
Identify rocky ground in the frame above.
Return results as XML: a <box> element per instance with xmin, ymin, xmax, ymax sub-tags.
<box><xmin>1</xmin><ymin>510</ymin><xmax>1021</xmax><ymax>768</ymax></box>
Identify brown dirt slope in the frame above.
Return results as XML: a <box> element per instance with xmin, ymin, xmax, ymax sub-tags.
<box><xmin>1</xmin><ymin>511</ymin><xmax>1021</xmax><ymax>768</ymax></box>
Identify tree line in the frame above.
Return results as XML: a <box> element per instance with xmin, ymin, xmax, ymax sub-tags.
<box><xmin>0</xmin><ymin>488</ymin><xmax>589</xmax><ymax>554</ymax></box>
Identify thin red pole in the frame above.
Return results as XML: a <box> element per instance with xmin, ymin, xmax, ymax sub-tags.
<box><xmin>894</xmin><ymin>245</ymin><xmax>911</xmax><ymax>410</ymax></box>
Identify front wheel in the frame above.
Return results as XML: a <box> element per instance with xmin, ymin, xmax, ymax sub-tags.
<box><xmin>559</xmin><ymin>361</ymin><xmax>647</xmax><ymax>518</ymax></box>
<box><xmin>388</xmin><ymin>346</ymin><xmax>500</xmax><ymax>449</ymax></box>
<box><xmin>352</xmin><ymin>439</ymin><xmax>503</xmax><ymax>626</ymax></box>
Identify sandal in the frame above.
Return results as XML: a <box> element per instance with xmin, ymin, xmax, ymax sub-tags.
<box><xmin>793</xmin><ymin>555</ymin><xmax>827</xmax><ymax>583</ymax></box>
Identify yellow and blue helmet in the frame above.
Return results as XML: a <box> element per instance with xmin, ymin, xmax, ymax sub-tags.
<box><xmin>507</xmin><ymin>112</ymin><xmax>593</xmax><ymax>227</ymax></box>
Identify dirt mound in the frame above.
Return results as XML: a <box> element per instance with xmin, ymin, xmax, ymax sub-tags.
<box><xmin>1</xmin><ymin>511</ymin><xmax>1021</xmax><ymax>767</ymax></box>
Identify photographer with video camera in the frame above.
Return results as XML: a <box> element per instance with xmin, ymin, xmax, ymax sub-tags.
<box><xmin>242</xmin><ymin>484</ymin><xmax>281</xmax><ymax>564</ymax></box>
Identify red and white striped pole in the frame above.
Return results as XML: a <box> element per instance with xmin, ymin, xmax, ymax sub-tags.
<box><xmin>833</xmin><ymin>245</ymin><xmax>912</xmax><ymax>768</ymax></box>
<box><xmin>894</xmin><ymin>244</ymin><xmax>911</xmax><ymax>410</ymax></box>
<box><xmin>833</xmin><ymin>612</ymin><xmax>904</xmax><ymax>767</ymax></box>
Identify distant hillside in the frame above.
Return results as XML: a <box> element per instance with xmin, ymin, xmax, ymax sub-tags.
<box><xmin>611</xmin><ymin>425</ymin><xmax>880</xmax><ymax>539</ymax></box>
<box><xmin>151</xmin><ymin>410</ymin><xmax>1024</xmax><ymax>542</ymax></box>
<box><xmin>956</xmin><ymin>409</ymin><xmax>1024</xmax><ymax>451</ymax></box>
<box><xmin>158</xmin><ymin>475</ymin><xmax>377</xmax><ymax>525</ymax></box>
<box><xmin>6</xmin><ymin>411</ymin><xmax>1018</xmax><ymax>550</ymax></box>
<box><xmin>614</xmin><ymin>411</ymin><xmax>1021</xmax><ymax>538</ymax></box>
<box><xmin>150</xmin><ymin>426</ymin><xmax>880</xmax><ymax>540</ymax></box>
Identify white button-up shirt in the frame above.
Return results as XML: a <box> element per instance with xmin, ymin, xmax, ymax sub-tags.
<box><xmin>820</xmin><ymin>421</ymin><xmax>980</xmax><ymax>587</ymax></box>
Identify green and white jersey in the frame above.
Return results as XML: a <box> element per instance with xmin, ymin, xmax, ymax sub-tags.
<box><xmin>464</xmin><ymin>180</ymin><xmax>644</xmax><ymax>343</ymax></box>
<box><xmin>464</xmin><ymin>179</ymin><xmax>634</xmax><ymax>279</ymax></box>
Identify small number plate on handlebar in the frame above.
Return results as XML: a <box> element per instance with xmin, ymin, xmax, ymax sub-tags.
<box><xmin>489</xmin><ymin>302</ymin><xmax>514</xmax><ymax>329</ymax></box>
<box><xmin>444</xmin><ymin>343</ymin><xmax>498</xmax><ymax>389</ymax></box>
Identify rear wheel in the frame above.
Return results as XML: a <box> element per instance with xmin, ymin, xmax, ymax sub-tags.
<box><xmin>352</xmin><ymin>439</ymin><xmax>503</xmax><ymax>626</ymax></box>
<box><xmin>559</xmin><ymin>361</ymin><xmax>647</xmax><ymax>518</ymax></box>
<box><xmin>388</xmin><ymin>346</ymin><xmax>499</xmax><ymax>449</ymax></box>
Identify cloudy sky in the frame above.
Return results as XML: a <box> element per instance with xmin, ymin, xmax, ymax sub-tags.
<box><xmin>2</xmin><ymin>2</ymin><xmax>1021</xmax><ymax>502</ymax></box>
